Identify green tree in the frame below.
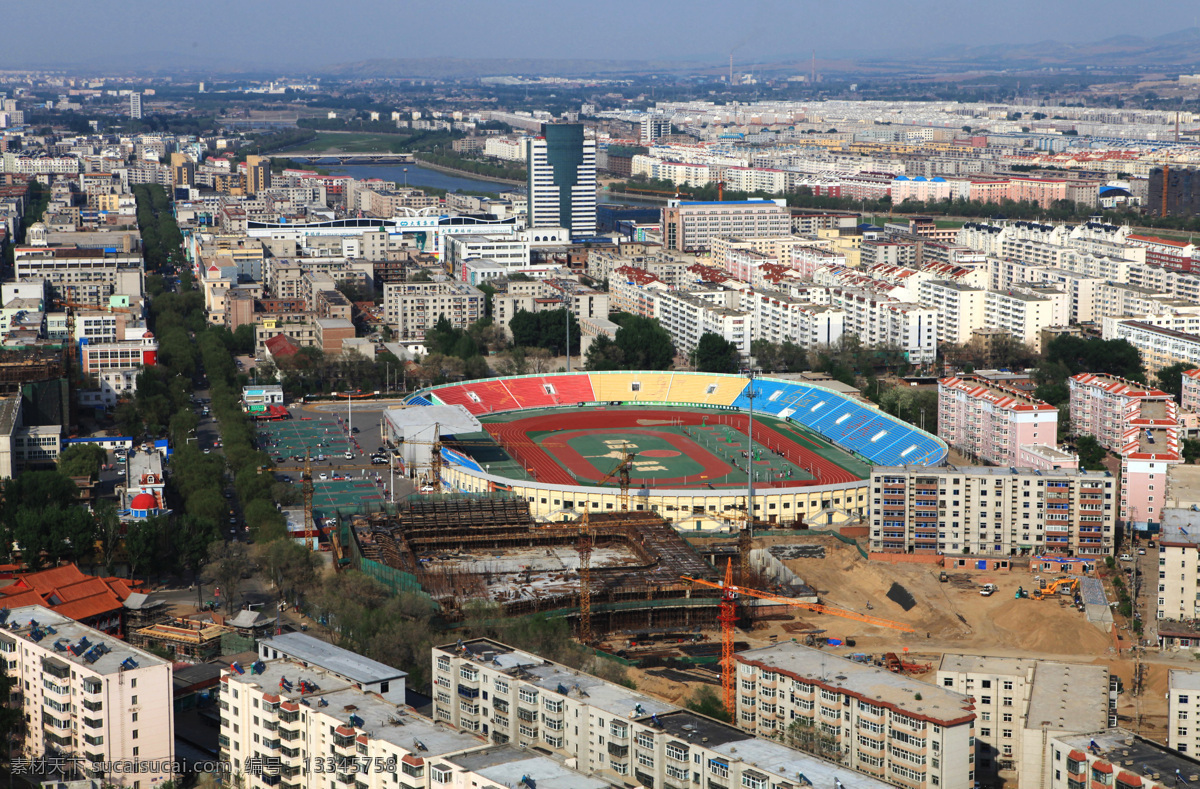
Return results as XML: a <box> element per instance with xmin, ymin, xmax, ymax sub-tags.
<box><xmin>1075</xmin><ymin>435</ymin><xmax>1107</xmax><ymax>470</ymax></box>
<box><xmin>125</xmin><ymin>516</ymin><xmax>164</xmax><ymax>580</ymax></box>
<box><xmin>206</xmin><ymin>540</ymin><xmax>252</xmax><ymax>614</ymax></box>
<box><xmin>95</xmin><ymin>500</ymin><xmax>122</xmax><ymax>575</ymax></box>
<box><xmin>56</xmin><ymin>443</ymin><xmax>108</xmax><ymax>480</ymax></box>
<box><xmin>614</xmin><ymin>316</ymin><xmax>675</xmax><ymax>370</ymax></box>
<box><xmin>692</xmin><ymin>333</ymin><xmax>740</xmax><ymax>374</ymax></box>
<box><xmin>685</xmin><ymin>685</ymin><xmax>730</xmax><ymax>722</ymax></box>
<box><xmin>259</xmin><ymin>539</ymin><xmax>320</xmax><ymax>607</ymax></box>
<box><xmin>584</xmin><ymin>334</ymin><xmax>625</xmax><ymax>371</ymax></box>
<box><xmin>1155</xmin><ymin>362</ymin><xmax>1190</xmax><ymax>403</ymax></box>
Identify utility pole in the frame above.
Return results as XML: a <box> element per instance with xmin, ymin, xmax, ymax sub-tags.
<box><xmin>565</xmin><ymin>305</ymin><xmax>571</xmax><ymax>373</ymax></box>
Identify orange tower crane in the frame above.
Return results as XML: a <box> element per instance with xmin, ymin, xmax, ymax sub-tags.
<box><xmin>685</xmin><ymin>566</ymin><xmax>916</xmax><ymax>717</ymax></box>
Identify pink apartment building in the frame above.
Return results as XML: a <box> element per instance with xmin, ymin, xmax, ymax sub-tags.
<box><xmin>1068</xmin><ymin>372</ymin><xmax>1180</xmax><ymax>529</ymax></box>
<box><xmin>937</xmin><ymin>376</ymin><xmax>1060</xmax><ymax>466</ymax></box>
<box><xmin>1182</xmin><ymin>369</ymin><xmax>1200</xmax><ymax>413</ymax></box>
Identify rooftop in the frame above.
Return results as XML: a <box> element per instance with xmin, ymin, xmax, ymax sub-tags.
<box><xmin>1057</xmin><ymin>729</ymin><xmax>1200</xmax><ymax>783</ymax></box>
<box><xmin>226</xmin><ymin>660</ymin><xmax>475</xmax><ymax>756</ymax></box>
<box><xmin>259</xmin><ymin>632</ymin><xmax>407</xmax><ymax>684</ymax></box>
<box><xmin>447</xmin><ymin>747</ymin><xmax>612</xmax><ymax>789</ymax></box>
<box><xmin>1170</xmin><ymin>669</ymin><xmax>1200</xmax><ymax>692</ymax></box>
<box><xmin>0</xmin><ymin>605</ymin><xmax>168</xmax><ymax>675</ymax></box>
<box><xmin>737</xmin><ymin>642</ymin><xmax>974</xmax><ymax>725</ymax></box>
<box><xmin>875</xmin><ymin>464</ymin><xmax>1111</xmax><ymax>480</ymax></box>
<box><xmin>707</xmin><ymin>732</ymin><xmax>893</xmax><ymax>789</ymax></box>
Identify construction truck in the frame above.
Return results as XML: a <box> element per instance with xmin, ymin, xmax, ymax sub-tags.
<box><xmin>979</xmin><ymin>583</ymin><xmax>997</xmax><ymax>596</ymax></box>
<box><xmin>1032</xmin><ymin>577</ymin><xmax>1078</xmax><ymax>600</ymax></box>
<box><xmin>938</xmin><ymin>571</ymin><xmax>949</xmax><ymax>583</ymax></box>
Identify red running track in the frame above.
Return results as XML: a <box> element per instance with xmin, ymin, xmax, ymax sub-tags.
<box><xmin>483</xmin><ymin>409</ymin><xmax>862</xmax><ymax>488</ymax></box>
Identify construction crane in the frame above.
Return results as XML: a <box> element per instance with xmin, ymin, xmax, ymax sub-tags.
<box><xmin>596</xmin><ymin>446</ymin><xmax>637</xmax><ymax>511</ymax></box>
<box><xmin>684</xmin><ymin>565</ymin><xmax>917</xmax><ymax>716</ymax></box>
<box><xmin>55</xmin><ymin>298</ymin><xmax>140</xmax><ymax>315</ymax></box>
<box><xmin>1031</xmin><ymin>577</ymin><xmax>1079</xmax><ymax>600</ymax></box>
<box><xmin>577</xmin><ymin>510</ymin><xmax>594</xmax><ymax>645</ymax></box>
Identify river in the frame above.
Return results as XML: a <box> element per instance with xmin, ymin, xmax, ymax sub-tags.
<box><xmin>324</xmin><ymin>163</ymin><xmax>660</xmax><ymax>208</ymax></box>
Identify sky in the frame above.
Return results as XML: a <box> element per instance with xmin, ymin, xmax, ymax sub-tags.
<box><xmin>3</xmin><ymin>0</ymin><xmax>1199</xmax><ymax>71</ymax></box>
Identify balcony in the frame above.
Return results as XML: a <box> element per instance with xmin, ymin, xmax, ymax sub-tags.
<box><xmin>608</xmin><ymin>743</ymin><xmax>630</xmax><ymax>758</ymax></box>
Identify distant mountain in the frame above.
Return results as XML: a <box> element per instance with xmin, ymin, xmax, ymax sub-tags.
<box><xmin>319</xmin><ymin>57</ymin><xmax>704</xmax><ymax>80</ymax></box>
<box><xmin>908</xmin><ymin>27</ymin><xmax>1200</xmax><ymax>70</ymax></box>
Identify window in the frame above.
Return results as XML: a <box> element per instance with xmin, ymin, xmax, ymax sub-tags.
<box><xmin>431</xmin><ymin>766</ymin><xmax>451</xmax><ymax>784</ymax></box>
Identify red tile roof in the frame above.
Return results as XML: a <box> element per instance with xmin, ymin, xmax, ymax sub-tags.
<box><xmin>0</xmin><ymin>563</ymin><xmax>138</xmax><ymax>623</ymax></box>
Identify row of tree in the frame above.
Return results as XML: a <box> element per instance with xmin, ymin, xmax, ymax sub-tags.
<box><xmin>133</xmin><ymin>184</ymin><xmax>184</xmax><ymax>273</ymax></box>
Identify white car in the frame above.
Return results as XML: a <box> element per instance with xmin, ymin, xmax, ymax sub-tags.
<box><xmin>1119</xmin><ymin>554</ymin><xmax>1133</xmax><ymax>562</ymax></box>
<box><xmin>319</xmin><ymin>473</ymin><xmax>328</xmax><ymax>481</ymax></box>
<box><xmin>344</xmin><ymin>451</ymin><xmax>354</xmax><ymax>460</ymax></box>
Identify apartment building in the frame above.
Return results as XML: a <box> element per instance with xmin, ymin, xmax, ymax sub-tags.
<box><xmin>734</xmin><ymin>643</ymin><xmax>974</xmax><ymax>789</ymax></box>
<box><xmin>1155</xmin><ymin>518</ymin><xmax>1200</xmax><ymax>624</ymax></box>
<box><xmin>937</xmin><ymin>376</ymin><xmax>1059</xmax><ymax>466</ymax></box>
<box><xmin>662</xmin><ymin>199</ymin><xmax>790</xmax><ymax>253</ymax></box>
<box><xmin>446</xmin><ymin>235</ymin><xmax>530</xmax><ymax>271</ymax></box>
<box><xmin>829</xmin><ymin>288</ymin><xmax>938</xmax><ymax>364</ymax></box>
<box><xmin>747</xmin><ymin>288</ymin><xmax>845</xmax><ymax>349</ymax></box>
<box><xmin>1106</xmin><ymin>320</ymin><xmax>1200</xmax><ymax>374</ymax></box>
<box><xmin>492</xmin><ymin>279</ymin><xmax>609</xmax><ymax>339</ymax></box>
<box><xmin>1</xmin><ymin>605</ymin><xmax>174</xmax><ymax>785</ymax></box>
<box><xmin>79</xmin><ymin>332</ymin><xmax>158</xmax><ymax>407</ymax></box>
<box><xmin>1069</xmin><ymin>373</ymin><xmax>1181</xmax><ymax>528</ymax></box>
<box><xmin>1047</xmin><ymin>729</ymin><xmax>1200</xmax><ymax>789</ymax></box>
<box><xmin>655</xmin><ymin>289</ymin><xmax>751</xmax><ymax>358</ymax></box>
<box><xmin>609</xmin><ymin>267</ymin><xmax>670</xmax><ymax>318</ymax></box>
<box><xmin>257</xmin><ymin>632</ymin><xmax>406</xmax><ymax>704</ymax></box>
<box><xmin>221</xmin><ymin>659</ymin><xmax>484</xmax><ymax>789</ymax></box>
<box><xmin>917</xmin><ymin>280</ymin><xmax>986</xmax><ymax>345</ymax></box>
<box><xmin>870</xmin><ymin>465</ymin><xmax>1113</xmax><ymax>556</ymax></box>
<box><xmin>587</xmin><ymin>250</ymin><xmax>695</xmax><ymax>290</ymax></box>
<box><xmin>1169</xmin><ymin>670</ymin><xmax>1200</xmax><ymax>753</ymax></box>
<box><xmin>13</xmin><ymin>248</ymin><xmax>143</xmax><ymax>304</ymax></box>
<box><xmin>383</xmin><ymin>281</ymin><xmax>485</xmax><ymax>343</ymax></box>
<box><xmin>936</xmin><ymin>656</ymin><xmax>1111</xmax><ymax>789</ymax></box>
<box><xmin>985</xmin><ymin>289</ymin><xmax>1066</xmax><ymax>352</ymax></box>
<box><xmin>432</xmin><ymin>639</ymin><xmax>897</xmax><ymax>789</ymax></box>
<box><xmin>1183</xmin><ymin>369</ymin><xmax>1200</xmax><ymax>413</ymax></box>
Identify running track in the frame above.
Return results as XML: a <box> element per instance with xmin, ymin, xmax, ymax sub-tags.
<box><xmin>483</xmin><ymin>409</ymin><xmax>862</xmax><ymax>488</ymax></box>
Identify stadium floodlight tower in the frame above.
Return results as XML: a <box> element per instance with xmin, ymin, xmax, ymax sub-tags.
<box><xmin>740</xmin><ymin>367</ymin><xmax>759</xmax><ymax>583</ymax></box>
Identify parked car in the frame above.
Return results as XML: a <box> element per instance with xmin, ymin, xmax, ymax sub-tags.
<box><xmin>344</xmin><ymin>451</ymin><xmax>354</xmax><ymax>460</ymax></box>
<box><xmin>372</xmin><ymin>457</ymin><xmax>388</xmax><ymax>464</ymax></box>
<box><xmin>1119</xmin><ymin>554</ymin><xmax>1133</xmax><ymax>562</ymax></box>
<box><xmin>319</xmin><ymin>473</ymin><xmax>328</xmax><ymax>481</ymax></box>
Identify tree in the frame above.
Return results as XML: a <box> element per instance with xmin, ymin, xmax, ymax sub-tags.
<box><xmin>614</xmin><ymin>316</ymin><xmax>675</xmax><ymax>370</ymax></box>
<box><xmin>1075</xmin><ymin>435</ymin><xmax>1107</xmax><ymax>470</ymax></box>
<box><xmin>1156</xmin><ymin>362</ymin><xmax>1190</xmax><ymax>403</ymax></box>
<box><xmin>125</xmin><ymin>516</ymin><xmax>164</xmax><ymax>580</ymax></box>
<box><xmin>585</xmin><ymin>334</ymin><xmax>625</xmax><ymax>371</ymax></box>
<box><xmin>95</xmin><ymin>501</ymin><xmax>122</xmax><ymax>575</ymax></box>
<box><xmin>173</xmin><ymin>515</ymin><xmax>219</xmax><ymax>604</ymax></box>
<box><xmin>57</xmin><ymin>443</ymin><xmax>108</xmax><ymax>480</ymax></box>
<box><xmin>206</xmin><ymin>540</ymin><xmax>252</xmax><ymax>614</ymax></box>
<box><xmin>692</xmin><ymin>333</ymin><xmax>740</xmax><ymax>374</ymax></box>
<box><xmin>777</xmin><ymin>716</ymin><xmax>842</xmax><ymax>762</ymax></box>
<box><xmin>685</xmin><ymin>685</ymin><xmax>730</xmax><ymax>722</ymax></box>
<box><xmin>260</xmin><ymin>540</ymin><xmax>320</xmax><ymax>607</ymax></box>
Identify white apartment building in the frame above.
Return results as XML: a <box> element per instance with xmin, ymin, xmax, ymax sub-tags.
<box><xmin>493</xmin><ymin>280</ymin><xmax>609</xmax><ymax>339</ymax></box>
<box><xmin>662</xmin><ymin>200</ymin><xmax>790</xmax><ymax>253</ymax></box>
<box><xmin>256</xmin><ymin>632</ymin><xmax>406</xmax><ymax>705</ymax></box>
<box><xmin>734</xmin><ymin>643</ymin><xmax>975</xmax><ymax>789</ymax></box>
<box><xmin>654</xmin><ymin>289</ymin><xmax>751</xmax><ymax>358</ymax></box>
<box><xmin>936</xmin><ymin>656</ymin><xmax>1111</xmax><ymax>789</ymax></box>
<box><xmin>1169</xmin><ymin>670</ymin><xmax>1200</xmax><ymax>754</ymax></box>
<box><xmin>1047</xmin><ymin>729</ymin><xmax>1200</xmax><ymax>789</ymax></box>
<box><xmin>828</xmin><ymin>288</ymin><xmax>938</xmax><ymax>365</ymax></box>
<box><xmin>1155</xmin><ymin>516</ymin><xmax>1200</xmax><ymax>625</ymax></box>
<box><xmin>220</xmin><ymin>659</ymin><xmax>485</xmax><ymax>789</ymax></box>
<box><xmin>432</xmin><ymin>639</ymin><xmax>896</xmax><ymax>789</ymax></box>
<box><xmin>748</xmin><ymin>288</ymin><xmax>845</xmax><ymax>349</ymax></box>
<box><xmin>1105</xmin><ymin>319</ymin><xmax>1200</xmax><ymax>374</ymax></box>
<box><xmin>383</xmin><ymin>282</ymin><xmax>486</xmax><ymax>342</ymax></box>
<box><xmin>446</xmin><ymin>235</ymin><xmax>531</xmax><ymax>271</ymax></box>
<box><xmin>0</xmin><ymin>605</ymin><xmax>174</xmax><ymax>786</ymax></box>
<box><xmin>917</xmin><ymin>280</ymin><xmax>986</xmax><ymax>345</ymax></box>
<box><xmin>985</xmin><ymin>289</ymin><xmax>1067</xmax><ymax>352</ymax></box>
<box><xmin>871</xmin><ymin>465</ymin><xmax>1114</xmax><ymax>557</ymax></box>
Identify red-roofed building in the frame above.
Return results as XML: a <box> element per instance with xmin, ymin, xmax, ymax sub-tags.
<box><xmin>1127</xmin><ymin>234</ymin><xmax>1199</xmax><ymax>272</ymax></box>
<box><xmin>0</xmin><ymin>563</ymin><xmax>140</xmax><ymax>634</ymax></box>
<box><xmin>938</xmin><ymin>376</ymin><xmax>1059</xmax><ymax>466</ymax></box>
<box><xmin>264</xmin><ymin>333</ymin><xmax>300</xmax><ymax>362</ymax></box>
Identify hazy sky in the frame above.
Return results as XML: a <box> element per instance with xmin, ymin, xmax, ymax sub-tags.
<box><xmin>4</xmin><ymin>0</ymin><xmax>1199</xmax><ymax>70</ymax></box>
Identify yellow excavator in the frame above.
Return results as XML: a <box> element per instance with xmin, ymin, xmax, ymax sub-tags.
<box><xmin>1031</xmin><ymin>577</ymin><xmax>1079</xmax><ymax>600</ymax></box>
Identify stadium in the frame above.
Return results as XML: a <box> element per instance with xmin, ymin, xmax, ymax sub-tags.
<box><xmin>397</xmin><ymin>371</ymin><xmax>947</xmax><ymax>531</ymax></box>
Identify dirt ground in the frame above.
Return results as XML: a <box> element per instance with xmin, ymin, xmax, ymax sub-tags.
<box><xmin>630</xmin><ymin>535</ymin><xmax>1179</xmax><ymax>743</ymax></box>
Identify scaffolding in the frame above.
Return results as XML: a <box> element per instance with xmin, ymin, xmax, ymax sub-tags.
<box><xmin>343</xmin><ymin>499</ymin><xmax>722</xmax><ymax>637</ymax></box>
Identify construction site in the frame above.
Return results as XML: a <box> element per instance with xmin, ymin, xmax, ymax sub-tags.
<box><xmin>346</xmin><ymin>498</ymin><xmax>725</xmax><ymax>635</ymax></box>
